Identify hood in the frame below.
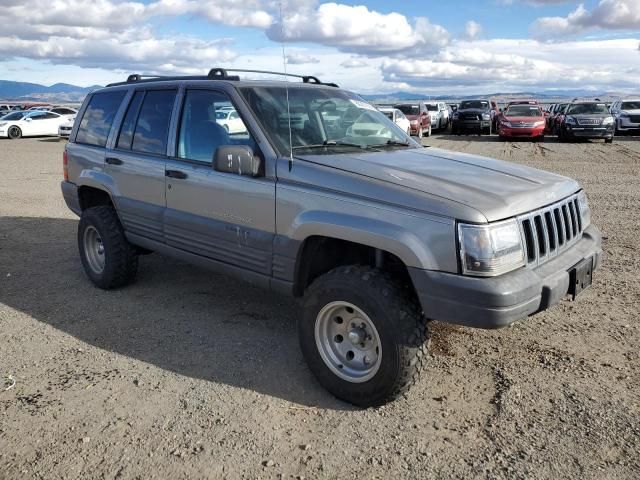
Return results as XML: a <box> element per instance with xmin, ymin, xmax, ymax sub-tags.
<box><xmin>296</xmin><ymin>147</ymin><xmax>578</xmax><ymax>223</ymax></box>
<box><xmin>503</xmin><ymin>115</ymin><xmax>544</xmax><ymax>122</ymax></box>
<box><xmin>456</xmin><ymin>108</ymin><xmax>488</xmax><ymax>115</ymax></box>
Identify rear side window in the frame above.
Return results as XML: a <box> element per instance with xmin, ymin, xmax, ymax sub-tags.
<box><xmin>76</xmin><ymin>91</ymin><xmax>126</xmax><ymax>147</ymax></box>
<box><xmin>117</xmin><ymin>91</ymin><xmax>144</xmax><ymax>150</ymax></box>
<box><xmin>131</xmin><ymin>90</ymin><xmax>176</xmax><ymax>156</ymax></box>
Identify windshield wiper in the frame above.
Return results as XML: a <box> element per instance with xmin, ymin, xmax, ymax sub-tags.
<box><xmin>291</xmin><ymin>140</ymin><xmax>375</xmax><ymax>151</ymax></box>
<box><xmin>371</xmin><ymin>139</ymin><xmax>412</xmax><ymax>148</ymax></box>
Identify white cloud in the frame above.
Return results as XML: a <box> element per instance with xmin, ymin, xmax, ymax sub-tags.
<box><xmin>464</xmin><ymin>20</ymin><xmax>483</xmax><ymax>40</ymax></box>
<box><xmin>381</xmin><ymin>38</ymin><xmax>640</xmax><ymax>93</ymax></box>
<box><xmin>285</xmin><ymin>52</ymin><xmax>320</xmax><ymax>64</ymax></box>
<box><xmin>267</xmin><ymin>3</ymin><xmax>449</xmax><ymax>55</ymax></box>
<box><xmin>340</xmin><ymin>58</ymin><xmax>368</xmax><ymax>69</ymax></box>
<box><xmin>532</xmin><ymin>0</ymin><xmax>640</xmax><ymax>38</ymax></box>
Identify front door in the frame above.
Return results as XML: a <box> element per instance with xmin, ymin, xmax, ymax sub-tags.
<box><xmin>164</xmin><ymin>89</ymin><xmax>276</xmax><ymax>276</ymax></box>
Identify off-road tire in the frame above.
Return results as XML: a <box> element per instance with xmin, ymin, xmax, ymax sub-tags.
<box><xmin>7</xmin><ymin>126</ymin><xmax>21</xmax><ymax>139</ymax></box>
<box><xmin>300</xmin><ymin>265</ymin><xmax>430</xmax><ymax>407</ymax></box>
<box><xmin>78</xmin><ymin>206</ymin><xmax>138</xmax><ymax>289</ymax></box>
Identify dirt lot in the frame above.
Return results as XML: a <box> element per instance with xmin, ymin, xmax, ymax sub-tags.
<box><xmin>1</xmin><ymin>134</ymin><xmax>639</xmax><ymax>479</ymax></box>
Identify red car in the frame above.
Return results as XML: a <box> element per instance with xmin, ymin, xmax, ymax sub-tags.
<box><xmin>395</xmin><ymin>102</ymin><xmax>432</xmax><ymax>138</ymax></box>
<box><xmin>498</xmin><ymin>103</ymin><xmax>546</xmax><ymax>141</ymax></box>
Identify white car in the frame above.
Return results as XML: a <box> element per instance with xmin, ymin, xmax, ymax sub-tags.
<box><xmin>215</xmin><ymin>109</ymin><xmax>247</xmax><ymax>134</ymax></box>
<box><xmin>426</xmin><ymin>102</ymin><xmax>450</xmax><ymax>131</ymax></box>
<box><xmin>58</xmin><ymin>117</ymin><xmax>76</xmax><ymax>140</ymax></box>
<box><xmin>610</xmin><ymin>98</ymin><xmax>640</xmax><ymax>133</ymax></box>
<box><xmin>379</xmin><ymin>107</ymin><xmax>411</xmax><ymax>135</ymax></box>
<box><xmin>0</xmin><ymin>110</ymin><xmax>69</xmax><ymax>139</ymax></box>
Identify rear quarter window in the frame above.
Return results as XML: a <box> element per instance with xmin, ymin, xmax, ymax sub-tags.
<box><xmin>131</xmin><ymin>90</ymin><xmax>177</xmax><ymax>156</ymax></box>
<box><xmin>76</xmin><ymin>91</ymin><xmax>127</xmax><ymax>147</ymax></box>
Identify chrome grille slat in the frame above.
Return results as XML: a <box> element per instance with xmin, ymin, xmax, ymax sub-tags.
<box><xmin>517</xmin><ymin>194</ymin><xmax>584</xmax><ymax>268</ymax></box>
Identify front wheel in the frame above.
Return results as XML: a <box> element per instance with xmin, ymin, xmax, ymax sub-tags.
<box><xmin>78</xmin><ymin>206</ymin><xmax>139</xmax><ymax>289</ymax></box>
<box><xmin>417</xmin><ymin>127</ymin><xmax>423</xmax><ymax>139</ymax></box>
<box><xmin>300</xmin><ymin>266</ymin><xmax>429</xmax><ymax>407</ymax></box>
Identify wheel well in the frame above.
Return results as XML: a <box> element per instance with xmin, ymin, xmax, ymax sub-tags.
<box><xmin>293</xmin><ymin>236</ymin><xmax>416</xmax><ymax>299</ymax></box>
<box><xmin>78</xmin><ymin>186</ymin><xmax>113</xmax><ymax>211</ymax></box>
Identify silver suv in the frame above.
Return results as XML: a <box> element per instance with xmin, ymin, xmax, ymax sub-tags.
<box><xmin>61</xmin><ymin>69</ymin><xmax>602</xmax><ymax>407</ymax></box>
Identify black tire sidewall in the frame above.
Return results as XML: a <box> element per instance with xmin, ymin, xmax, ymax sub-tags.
<box><xmin>78</xmin><ymin>207</ymin><xmax>131</xmax><ymax>289</ymax></box>
<box><xmin>8</xmin><ymin>126</ymin><xmax>21</xmax><ymax>139</ymax></box>
<box><xmin>300</xmin><ymin>275</ymin><xmax>407</xmax><ymax>406</ymax></box>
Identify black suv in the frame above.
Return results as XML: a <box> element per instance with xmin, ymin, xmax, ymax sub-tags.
<box><xmin>557</xmin><ymin>101</ymin><xmax>615</xmax><ymax>143</ymax></box>
<box><xmin>451</xmin><ymin>99</ymin><xmax>492</xmax><ymax>135</ymax></box>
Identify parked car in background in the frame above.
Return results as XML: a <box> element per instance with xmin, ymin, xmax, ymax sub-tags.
<box><xmin>498</xmin><ymin>104</ymin><xmax>546</xmax><ymax>141</ymax></box>
<box><xmin>58</xmin><ymin>117</ymin><xmax>75</xmax><ymax>140</ymax></box>
<box><xmin>448</xmin><ymin>103</ymin><xmax>458</xmax><ymax>113</ymax></box>
<box><xmin>426</xmin><ymin>102</ymin><xmax>449</xmax><ymax>131</ymax></box>
<box><xmin>395</xmin><ymin>102</ymin><xmax>431</xmax><ymax>137</ymax></box>
<box><xmin>610</xmin><ymin>98</ymin><xmax>640</xmax><ymax>134</ymax></box>
<box><xmin>50</xmin><ymin>106</ymin><xmax>78</xmax><ymax>118</ymax></box>
<box><xmin>451</xmin><ymin>99</ymin><xmax>492</xmax><ymax>135</ymax></box>
<box><xmin>556</xmin><ymin>101</ymin><xmax>615</xmax><ymax>143</ymax></box>
<box><xmin>379</xmin><ymin>107</ymin><xmax>411</xmax><ymax>135</ymax></box>
<box><xmin>549</xmin><ymin>103</ymin><xmax>569</xmax><ymax>133</ymax></box>
<box><xmin>0</xmin><ymin>104</ymin><xmax>22</xmax><ymax>116</ymax></box>
<box><xmin>214</xmin><ymin>108</ymin><xmax>248</xmax><ymax>134</ymax></box>
<box><xmin>0</xmin><ymin>110</ymin><xmax>69</xmax><ymax>139</ymax></box>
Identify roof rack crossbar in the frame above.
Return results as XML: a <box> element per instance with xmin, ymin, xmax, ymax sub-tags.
<box><xmin>106</xmin><ymin>68</ymin><xmax>338</xmax><ymax>88</ymax></box>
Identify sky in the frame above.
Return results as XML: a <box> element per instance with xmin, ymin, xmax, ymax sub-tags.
<box><xmin>0</xmin><ymin>0</ymin><xmax>639</xmax><ymax>94</ymax></box>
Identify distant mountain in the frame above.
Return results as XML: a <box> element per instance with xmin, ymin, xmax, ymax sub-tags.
<box><xmin>0</xmin><ymin>80</ymin><xmax>102</xmax><ymax>102</ymax></box>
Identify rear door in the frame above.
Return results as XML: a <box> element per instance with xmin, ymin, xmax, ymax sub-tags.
<box><xmin>105</xmin><ymin>88</ymin><xmax>177</xmax><ymax>243</ymax></box>
<box><xmin>163</xmin><ymin>88</ymin><xmax>276</xmax><ymax>276</ymax></box>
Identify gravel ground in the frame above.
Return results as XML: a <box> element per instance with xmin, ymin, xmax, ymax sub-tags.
<box><xmin>0</xmin><ymin>134</ymin><xmax>639</xmax><ymax>479</ymax></box>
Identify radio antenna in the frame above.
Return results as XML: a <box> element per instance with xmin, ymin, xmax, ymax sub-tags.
<box><xmin>278</xmin><ymin>1</ymin><xmax>294</xmax><ymax>171</ymax></box>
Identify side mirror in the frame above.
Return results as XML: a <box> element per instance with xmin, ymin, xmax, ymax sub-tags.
<box><xmin>214</xmin><ymin>145</ymin><xmax>262</xmax><ymax>177</ymax></box>
<box><xmin>25</xmin><ymin>117</ymin><xmax>32</xmax><ymax>122</ymax></box>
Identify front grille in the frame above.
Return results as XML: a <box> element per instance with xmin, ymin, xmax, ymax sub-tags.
<box><xmin>628</xmin><ymin>115</ymin><xmax>640</xmax><ymax>123</ymax></box>
<box><xmin>462</xmin><ymin>114</ymin><xmax>480</xmax><ymax>121</ymax></box>
<box><xmin>518</xmin><ymin>193</ymin><xmax>583</xmax><ymax>267</ymax></box>
<box><xmin>511</xmin><ymin>122</ymin><xmax>535</xmax><ymax>128</ymax></box>
<box><xmin>578</xmin><ymin>118</ymin><xmax>600</xmax><ymax>126</ymax></box>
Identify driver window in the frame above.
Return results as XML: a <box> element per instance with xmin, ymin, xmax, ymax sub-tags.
<box><xmin>177</xmin><ymin>90</ymin><xmax>253</xmax><ymax>163</ymax></box>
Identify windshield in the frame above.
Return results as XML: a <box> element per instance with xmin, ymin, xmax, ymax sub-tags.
<box><xmin>426</xmin><ymin>104</ymin><xmax>438</xmax><ymax>111</ymax></box>
<box><xmin>1</xmin><ymin>112</ymin><xmax>26</xmax><ymax>120</ymax></box>
<box><xmin>621</xmin><ymin>101</ymin><xmax>640</xmax><ymax>110</ymax></box>
<box><xmin>396</xmin><ymin>104</ymin><xmax>419</xmax><ymax>116</ymax></box>
<box><xmin>505</xmin><ymin>105</ymin><xmax>543</xmax><ymax>117</ymax></box>
<box><xmin>240</xmin><ymin>87</ymin><xmax>418</xmax><ymax>155</ymax></box>
<box><xmin>566</xmin><ymin>103</ymin><xmax>609</xmax><ymax>115</ymax></box>
<box><xmin>460</xmin><ymin>101</ymin><xmax>488</xmax><ymax>110</ymax></box>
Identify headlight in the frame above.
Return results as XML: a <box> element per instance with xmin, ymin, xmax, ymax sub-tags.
<box><xmin>482</xmin><ymin>113</ymin><xmax>491</xmax><ymax>120</ymax></box>
<box><xmin>458</xmin><ymin>219</ymin><xmax>525</xmax><ymax>277</ymax></box>
<box><xmin>0</xmin><ymin>122</ymin><xmax>6</xmax><ymax>127</ymax></box>
<box><xmin>501</xmin><ymin>121</ymin><xmax>512</xmax><ymax>128</ymax></box>
<box><xmin>533</xmin><ymin>121</ymin><xmax>545</xmax><ymax>127</ymax></box>
<box><xmin>602</xmin><ymin>117</ymin><xmax>614</xmax><ymax>125</ymax></box>
<box><xmin>577</xmin><ymin>190</ymin><xmax>591</xmax><ymax>228</ymax></box>
<box><xmin>565</xmin><ymin>117</ymin><xmax>576</xmax><ymax>125</ymax></box>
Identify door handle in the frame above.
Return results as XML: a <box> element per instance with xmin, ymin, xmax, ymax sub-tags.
<box><xmin>165</xmin><ymin>170</ymin><xmax>188</xmax><ymax>179</ymax></box>
<box><xmin>106</xmin><ymin>157</ymin><xmax>123</xmax><ymax>165</ymax></box>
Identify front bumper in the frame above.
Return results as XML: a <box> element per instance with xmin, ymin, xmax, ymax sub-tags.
<box><xmin>452</xmin><ymin>119</ymin><xmax>491</xmax><ymax>131</ymax></box>
<box><xmin>499</xmin><ymin>126</ymin><xmax>545</xmax><ymax>138</ymax></box>
<box><xmin>409</xmin><ymin>225</ymin><xmax>602</xmax><ymax>329</ymax></box>
<box><xmin>565</xmin><ymin>125</ymin><xmax>614</xmax><ymax>139</ymax></box>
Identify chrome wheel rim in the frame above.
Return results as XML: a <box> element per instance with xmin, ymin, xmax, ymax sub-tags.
<box><xmin>314</xmin><ymin>301</ymin><xmax>382</xmax><ymax>383</ymax></box>
<box><xmin>83</xmin><ymin>225</ymin><xmax>105</xmax><ymax>274</ymax></box>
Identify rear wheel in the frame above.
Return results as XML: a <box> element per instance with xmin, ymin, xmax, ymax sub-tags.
<box><xmin>300</xmin><ymin>266</ymin><xmax>429</xmax><ymax>407</ymax></box>
<box><xmin>78</xmin><ymin>206</ymin><xmax>139</xmax><ymax>289</ymax></box>
<box><xmin>7</xmin><ymin>126</ymin><xmax>21</xmax><ymax>139</ymax></box>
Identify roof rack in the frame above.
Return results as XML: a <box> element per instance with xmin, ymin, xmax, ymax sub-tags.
<box><xmin>106</xmin><ymin>68</ymin><xmax>338</xmax><ymax>88</ymax></box>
